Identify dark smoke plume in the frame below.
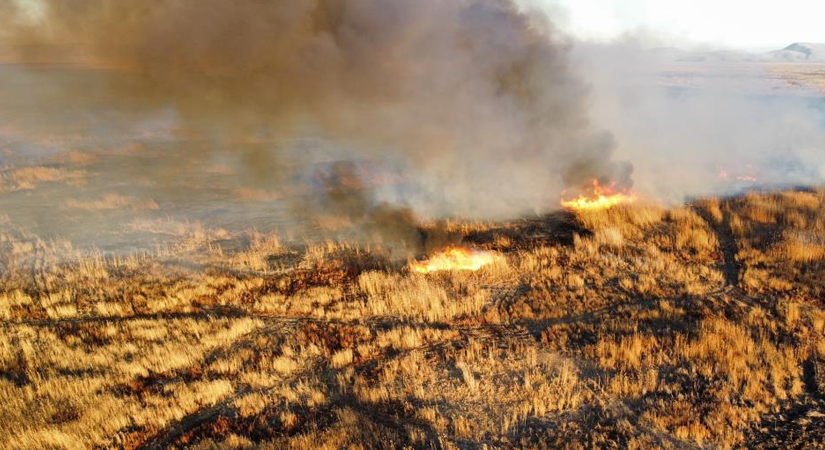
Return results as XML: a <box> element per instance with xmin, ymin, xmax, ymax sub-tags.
<box><xmin>314</xmin><ymin>161</ymin><xmax>461</xmax><ymax>257</ymax></box>
<box><xmin>0</xmin><ymin>0</ymin><xmax>631</xmax><ymax>233</ymax></box>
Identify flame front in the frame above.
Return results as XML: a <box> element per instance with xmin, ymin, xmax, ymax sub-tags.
<box><xmin>410</xmin><ymin>247</ymin><xmax>499</xmax><ymax>274</ymax></box>
<box><xmin>561</xmin><ymin>180</ymin><xmax>636</xmax><ymax>212</ymax></box>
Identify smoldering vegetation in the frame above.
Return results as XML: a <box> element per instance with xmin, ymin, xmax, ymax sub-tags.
<box><xmin>310</xmin><ymin>161</ymin><xmax>463</xmax><ymax>258</ymax></box>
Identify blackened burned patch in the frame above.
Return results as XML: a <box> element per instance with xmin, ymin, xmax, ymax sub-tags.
<box><xmin>463</xmin><ymin>211</ymin><xmax>588</xmax><ymax>251</ymax></box>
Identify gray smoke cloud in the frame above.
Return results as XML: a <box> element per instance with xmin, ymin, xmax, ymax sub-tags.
<box><xmin>2</xmin><ymin>1</ymin><xmax>821</xmax><ymax>258</ymax></box>
<box><xmin>570</xmin><ymin>40</ymin><xmax>825</xmax><ymax>203</ymax></box>
<box><xmin>0</xmin><ymin>0</ymin><xmax>630</xmax><ymax>224</ymax></box>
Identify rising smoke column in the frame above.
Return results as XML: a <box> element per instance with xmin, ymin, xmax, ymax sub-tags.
<box><xmin>0</xmin><ymin>0</ymin><xmax>631</xmax><ymax>219</ymax></box>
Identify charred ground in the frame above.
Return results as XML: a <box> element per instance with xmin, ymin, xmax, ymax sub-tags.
<box><xmin>2</xmin><ymin>189</ymin><xmax>825</xmax><ymax>449</ymax></box>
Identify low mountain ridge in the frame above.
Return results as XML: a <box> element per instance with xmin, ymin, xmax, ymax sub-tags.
<box><xmin>768</xmin><ymin>42</ymin><xmax>825</xmax><ymax>61</ymax></box>
<box><xmin>649</xmin><ymin>42</ymin><xmax>825</xmax><ymax>63</ymax></box>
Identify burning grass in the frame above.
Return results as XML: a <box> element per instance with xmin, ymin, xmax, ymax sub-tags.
<box><xmin>561</xmin><ymin>179</ymin><xmax>637</xmax><ymax>212</ymax></box>
<box><xmin>1</xmin><ymin>188</ymin><xmax>825</xmax><ymax>449</ymax></box>
<box><xmin>409</xmin><ymin>246</ymin><xmax>503</xmax><ymax>274</ymax></box>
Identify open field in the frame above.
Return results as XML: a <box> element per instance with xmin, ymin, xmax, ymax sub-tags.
<box><xmin>770</xmin><ymin>63</ymin><xmax>825</xmax><ymax>94</ymax></box>
<box><xmin>2</xmin><ymin>189</ymin><xmax>825</xmax><ymax>449</ymax></box>
<box><xmin>650</xmin><ymin>61</ymin><xmax>825</xmax><ymax>97</ymax></box>
<box><xmin>2</xmin><ymin>3</ymin><xmax>825</xmax><ymax>448</ymax></box>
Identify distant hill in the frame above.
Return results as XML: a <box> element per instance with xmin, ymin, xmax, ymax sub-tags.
<box><xmin>647</xmin><ymin>42</ymin><xmax>825</xmax><ymax>63</ymax></box>
<box><xmin>767</xmin><ymin>43</ymin><xmax>825</xmax><ymax>62</ymax></box>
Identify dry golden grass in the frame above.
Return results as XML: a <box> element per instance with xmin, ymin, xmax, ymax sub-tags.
<box><xmin>233</xmin><ymin>188</ymin><xmax>283</xmax><ymax>202</ymax></box>
<box><xmin>1</xmin><ymin>189</ymin><xmax>824</xmax><ymax>449</ymax></box>
<box><xmin>0</xmin><ymin>165</ymin><xmax>86</xmax><ymax>192</ymax></box>
<box><xmin>66</xmin><ymin>194</ymin><xmax>159</xmax><ymax>211</ymax></box>
<box><xmin>770</xmin><ymin>63</ymin><xmax>825</xmax><ymax>94</ymax></box>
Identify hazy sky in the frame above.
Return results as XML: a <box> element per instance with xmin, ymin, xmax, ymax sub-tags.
<box><xmin>548</xmin><ymin>0</ymin><xmax>825</xmax><ymax>51</ymax></box>
<box><xmin>8</xmin><ymin>0</ymin><xmax>824</xmax><ymax>51</ymax></box>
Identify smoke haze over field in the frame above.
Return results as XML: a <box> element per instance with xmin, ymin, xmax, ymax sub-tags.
<box><xmin>0</xmin><ymin>0</ymin><xmax>631</xmax><ymax>219</ymax></box>
<box><xmin>1</xmin><ymin>0</ymin><xmax>824</xmax><ymax>254</ymax></box>
<box><xmin>571</xmin><ymin>42</ymin><xmax>825</xmax><ymax>201</ymax></box>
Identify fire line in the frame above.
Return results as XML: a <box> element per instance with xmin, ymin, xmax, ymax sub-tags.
<box><xmin>410</xmin><ymin>246</ymin><xmax>500</xmax><ymax>274</ymax></box>
<box><xmin>561</xmin><ymin>179</ymin><xmax>636</xmax><ymax>212</ymax></box>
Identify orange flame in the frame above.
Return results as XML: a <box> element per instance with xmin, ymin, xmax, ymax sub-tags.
<box><xmin>410</xmin><ymin>246</ymin><xmax>500</xmax><ymax>274</ymax></box>
<box><xmin>718</xmin><ymin>166</ymin><xmax>758</xmax><ymax>183</ymax></box>
<box><xmin>561</xmin><ymin>179</ymin><xmax>636</xmax><ymax>212</ymax></box>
